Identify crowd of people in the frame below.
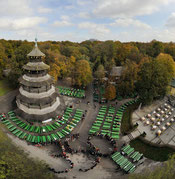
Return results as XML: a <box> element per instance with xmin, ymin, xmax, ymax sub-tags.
<box><xmin>49</xmin><ymin>141</ymin><xmax>74</xmax><ymax>174</ymax></box>
<box><xmin>88</xmin><ymin>133</ymin><xmax>118</xmax><ymax>152</ymax></box>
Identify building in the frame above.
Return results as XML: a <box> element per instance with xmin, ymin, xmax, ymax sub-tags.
<box><xmin>109</xmin><ymin>66</ymin><xmax>123</xmax><ymax>84</ymax></box>
<box><xmin>16</xmin><ymin>39</ymin><xmax>60</xmax><ymax>122</ymax></box>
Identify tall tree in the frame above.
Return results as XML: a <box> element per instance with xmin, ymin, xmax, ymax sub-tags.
<box><xmin>94</xmin><ymin>64</ymin><xmax>105</xmax><ymax>84</ymax></box>
<box><xmin>105</xmin><ymin>84</ymin><xmax>116</xmax><ymax>100</ymax></box>
<box><xmin>136</xmin><ymin>56</ymin><xmax>175</xmax><ymax>104</ymax></box>
<box><xmin>73</xmin><ymin>60</ymin><xmax>92</xmax><ymax>87</ymax></box>
<box><xmin>118</xmin><ymin>59</ymin><xmax>139</xmax><ymax>97</ymax></box>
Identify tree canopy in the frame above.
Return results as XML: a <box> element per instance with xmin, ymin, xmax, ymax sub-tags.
<box><xmin>73</xmin><ymin>59</ymin><xmax>93</xmax><ymax>87</ymax></box>
<box><xmin>105</xmin><ymin>84</ymin><xmax>116</xmax><ymax>100</ymax></box>
<box><xmin>136</xmin><ymin>54</ymin><xmax>175</xmax><ymax>104</ymax></box>
<box><xmin>0</xmin><ymin>39</ymin><xmax>175</xmax><ymax>98</ymax></box>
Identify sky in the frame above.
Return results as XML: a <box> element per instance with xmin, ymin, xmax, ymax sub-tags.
<box><xmin>1</xmin><ymin>0</ymin><xmax>175</xmax><ymax>42</ymax></box>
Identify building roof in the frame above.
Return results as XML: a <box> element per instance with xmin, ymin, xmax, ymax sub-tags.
<box><xmin>110</xmin><ymin>66</ymin><xmax>123</xmax><ymax>77</ymax></box>
<box><xmin>27</xmin><ymin>38</ymin><xmax>45</xmax><ymax>57</ymax></box>
<box><xmin>23</xmin><ymin>62</ymin><xmax>50</xmax><ymax>71</ymax></box>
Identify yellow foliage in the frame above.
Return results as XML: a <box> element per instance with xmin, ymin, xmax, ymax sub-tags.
<box><xmin>105</xmin><ymin>85</ymin><xmax>116</xmax><ymax>100</ymax></box>
<box><xmin>73</xmin><ymin>60</ymin><xmax>92</xmax><ymax>87</ymax></box>
<box><xmin>49</xmin><ymin>63</ymin><xmax>60</xmax><ymax>82</ymax></box>
<box><xmin>156</xmin><ymin>53</ymin><xmax>175</xmax><ymax>77</ymax></box>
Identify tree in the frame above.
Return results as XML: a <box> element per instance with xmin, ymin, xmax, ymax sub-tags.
<box><xmin>105</xmin><ymin>84</ymin><xmax>116</xmax><ymax>100</ymax></box>
<box><xmin>94</xmin><ymin>64</ymin><xmax>105</xmax><ymax>83</ymax></box>
<box><xmin>129</xmin><ymin>154</ymin><xmax>175</xmax><ymax>179</ymax></box>
<box><xmin>146</xmin><ymin>40</ymin><xmax>164</xmax><ymax>57</ymax></box>
<box><xmin>136</xmin><ymin>57</ymin><xmax>174</xmax><ymax>104</ymax></box>
<box><xmin>156</xmin><ymin>53</ymin><xmax>175</xmax><ymax>77</ymax></box>
<box><xmin>164</xmin><ymin>42</ymin><xmax>175</xmax><ymax>60</ymax></box>
<box><xmin>118</xmin><ymin>59</ymin><xmax>139</xmax><ymax>97</ymax></box>
<box><xmin>49</xmin><ymin>63</ymin><xmax>60</xmax><ymax>82</ymax></box>
<box><xmin>73</xmin><ymin>60</ymin><xmax>92</xmax><ymax>87</ymax></box>
<box><xmin>0</xmin><ymin>43</ymin><xmax>7</xmax><ymax>78</ymax></box>
<box><xmin>14</xmin><ymin>43</ymin><xmax>33</xmax><ymax>68</ymax></box>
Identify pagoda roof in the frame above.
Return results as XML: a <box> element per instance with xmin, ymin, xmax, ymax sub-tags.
<box><xmin>27</xmin><ymin>46</ymin><xmax>45</xmax><ymax>57</ymax></box>
<box><xmin>27</xmin><ymin>38</ymin><xmax>45</xmax><ymax>57</ymax></box>
<box><xmin>23</xmin><ymin>62</ymin><xmax>50</xmax><ymax>71</ymax></box>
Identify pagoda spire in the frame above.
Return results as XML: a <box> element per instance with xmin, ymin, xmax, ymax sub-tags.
<box><xmin>35</xmin><ymin>37</ymin><xmax>38</xmax><ymax>47</ymax></box>
<box><xmin>27</xmin><ymin>38</ymin><xmax>45</xmax><ymax>57</ymax></box>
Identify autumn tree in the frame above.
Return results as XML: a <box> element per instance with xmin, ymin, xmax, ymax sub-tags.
<box><xmin>156</xmin><ymin>53</ymin><xmax>175</xmax><ymax>77</ymax></box>
<box><xmin>118</xmin><ymin>59</ymin><xmax>139</xmax><ymax>97</ymax></box>
<box><xmin>136</xmin><ymin>54</ymin><xmax>175</xmax><ymax>104</ymax></box>
<box><xmin>94</xmin><ymin>64</ymin><xmax>105</xmax><ymax>83</ymax></box>
<box><xmin>105</xmin><ymin>84</ymin><xmax>116</xmax><ymax>100</ymax></box>
<box><xmin>49</xmin><ymin>63</ymin><xmax>60</xmax><ymax>82</ymax></box>
<box><xmin>164</xmin><ymin>42</ymin><xmax>175</xmax><ymax>59</ymax></box>
<box><xmin>73</xmin><ymin>60</ymin><xmax>92</xmax><ymax>87</ymax></box>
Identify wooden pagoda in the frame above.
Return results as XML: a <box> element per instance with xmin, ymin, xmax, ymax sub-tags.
<box><xmin>16</xmin><ymin>39</ymin><xmax>60</xmax><ymax>122</ymax></box>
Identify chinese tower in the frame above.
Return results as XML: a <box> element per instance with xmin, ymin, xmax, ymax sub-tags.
<box><xmin>16</xmin><ymin>39</ymin><xmax>60</xmax><ymax>122</ymax></box>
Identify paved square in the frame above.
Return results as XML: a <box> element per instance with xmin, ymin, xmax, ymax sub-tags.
<box><xmin>132</xmin><ymin>99</ymin><xmax>175</xmax><ymax>146</ymax></box>
<box><xmin>159</xmin><ymin>128</ymin><xmax>175</xmax><ymax>144</ymax></box>
<box><xmin>168</xmin><ymin>140</ymin><xmax>175</xmax><ymax>146</ymax></box>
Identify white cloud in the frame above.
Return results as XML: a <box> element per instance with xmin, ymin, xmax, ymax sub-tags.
<box><xmin>52</xmin><ymin>16</ymin><xmax>73</xmax><ymax>27</ymax></box>
<box><xmin>111</xmin><ymin>18</ymin><xmax>151</xmax><ymax>29</ymax></box>
<box><xmin>165</xmin><ymin>12</ymin><xmax>175</xmax><ymax>28</ymax></box>
<box><xmin>93</xmin><ymin>0</ymin><xmax>173</xmax><ymax>18</ymax></box>
<box><xmin>0</xmin><ymin>0</ymin><xmax>32</xmax><ymax>16</ymax></box>
<box><xmin>78</xmin><ymin>22</ymin><xmax>110</xmax><ymax>38</ymax></box>
<box><xmin>77</xmin><ymin>12</ymin><xmax>90</xmax><ymax>19</ymax></box>
<box><xmin>38</xmin><ymin>7</ymin><xmax>52</xmax><ymax>13</ymax></box>
<box><xmin>0</xmin><ymin>17</ymin><xmax>47</xmax><ymax>30</ymax></box>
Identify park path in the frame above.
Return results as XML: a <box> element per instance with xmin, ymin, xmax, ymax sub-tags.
<box><xmin>121</xmin><ymin>129</ymin><xmax>142</xmax><ymax>143</ymax></box>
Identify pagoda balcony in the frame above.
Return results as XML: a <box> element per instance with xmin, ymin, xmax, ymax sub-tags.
<box><xmin>19</xmin><ymin>86</ymin><xmax>56</xmax><ymax>98</ymax></box>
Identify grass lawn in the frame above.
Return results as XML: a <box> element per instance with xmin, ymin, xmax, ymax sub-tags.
<box><xmin>121</xmin><ymin>103</ymin><xmax>138</xmax><ymax>134</ymax></box>
<box><xmin>130</xmin><ymin>138</ymin><xmax>175</xmax><ymax>161</ymax></box>
<box><xmin>0</xmin><ymin>80</ymin><xmax>12</xmax><ymax>96</ymax></box>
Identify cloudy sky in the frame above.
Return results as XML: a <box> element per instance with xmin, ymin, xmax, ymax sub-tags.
<box><xmin>1</xmin><ymin>0</ymin><xmax>175</xmax><ymax>42</ymax></box>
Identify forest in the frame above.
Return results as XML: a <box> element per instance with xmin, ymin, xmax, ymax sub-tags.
<box><xmin>0</xmin><ymin>39</ymin><xmax>175</xmax><ymax>104</ymax></box>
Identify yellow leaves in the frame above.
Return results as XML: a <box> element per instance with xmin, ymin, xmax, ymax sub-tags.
<box><xmin>73</xmin><ymin>60</ymin><xmax>92</xmax><ymax>87</ymax></box>
<box><xmin>105</xmin><ymin>85</ymin><xmax>116</xmax><ymax>100</ymax></box>
<box><xmin>49</xmin><ymin>63</ymin><xmax>60</xmax><ymax>82</ymax></box>
<box><xmin>156</xmin><ymin>53</ymin><xmax>175</xmax><ymax>77</ymax></box>
<box><xmin>70</xmin><ymin>56</ymin><xmax>76</xmax><ymax>64</ymax></box>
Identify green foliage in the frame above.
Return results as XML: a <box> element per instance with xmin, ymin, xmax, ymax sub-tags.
<box><xmin>0</xmin><ymin>126</ymin><xmax>55</xmax><ymax>179</ymax></box>
<box><xmin>0</xmin><ymin>80</ymin><xmax>13</xmax><ymax>96</ymax></box>
<box><xmin>14</xmin><ymin>43</ymin><xmax>33</xmax><ymax>68</ymax></box>
<box><xmin>136</xmin><ymin>55</ymin><xmax>175</xmax><ymax>104</ymax></box>
<box><xmin>129</xmin><ymin>154</ymin><xmax>175</xmax><ymax>179</ymax></box>
<box><xmin>130</xmin><ymin>138</ymin><xmax>175</xmax><ymax>162</ymax></box>
<box><xmin>118</xmin><ymin>59</ymin><xmax>139</xmax><ymax>97</ymax></box>
<box><xmin>94</xmin><ymin>64</ymin><xmax>105</xmax><ymax>83</ymax></box>
<box><xmin>121</xmin><ymin>103</ymin><xmax>139</xmax><ymax>134</ymax></box>
<box><xmin>146</xmin><ymin>40</ymin><xmax>164</xmax><ymax>57</ymax></box>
